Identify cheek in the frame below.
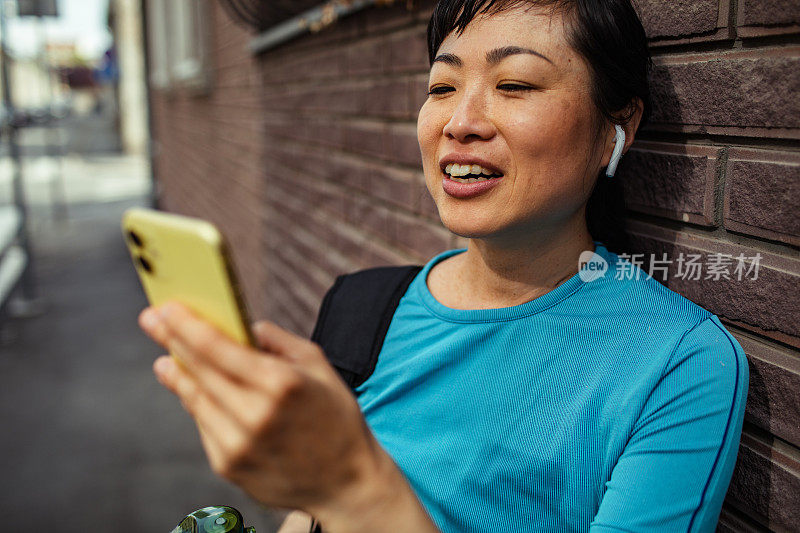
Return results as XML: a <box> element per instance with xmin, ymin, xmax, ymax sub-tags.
<box><xmin>502</xmin><ymin>98</ymin><xmax>599</xmax><ymax>211</ymax></box>
<box><xmin>417</xmin><ymin>102</ymin><xmax>445</xmax><ymax>180</ymax></box>
<box><xmin>417</xmin><ymin>101</ymin><xmax>439</xmax><ymax>155</ymax></box>
<box><xmin>506</xmin><ymin>98</ymin><xmax>593</xmax><ymax>175</ymax></box>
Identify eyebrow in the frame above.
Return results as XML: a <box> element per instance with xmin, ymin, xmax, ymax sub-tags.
<box><xmin>432</xmin><ymin>46</ymin><xmax>554</xmax><ymax>67</ymax></box>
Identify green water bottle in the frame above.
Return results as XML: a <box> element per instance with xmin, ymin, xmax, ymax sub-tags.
<box><xmin>170</xmin><ymin>506</ymin><xmax>255</xmax><ymax>533</ymax></box>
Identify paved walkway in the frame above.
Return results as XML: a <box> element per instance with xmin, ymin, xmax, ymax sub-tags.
<box><xmin>0</xmin><ymin>155</ymin><xmax>280</xmax><ymax>531</ymax></box>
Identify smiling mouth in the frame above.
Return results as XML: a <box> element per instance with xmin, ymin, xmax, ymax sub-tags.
<box><xmin>443</xmin><ymin>163</ymin><xmax>504</xmax><ymax>183</ymax></box>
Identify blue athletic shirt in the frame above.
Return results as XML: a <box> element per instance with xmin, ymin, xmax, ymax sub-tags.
<box><xmin>355</xmin><ymin>242</ymin><xmax>748</xmax><ymax>532</ymax></box>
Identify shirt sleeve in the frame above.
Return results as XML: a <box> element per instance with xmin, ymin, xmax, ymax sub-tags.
<box><xmin>590</xmin><ymin>315</ymin><xmax>749</xmax><ymax>533</ymax></box>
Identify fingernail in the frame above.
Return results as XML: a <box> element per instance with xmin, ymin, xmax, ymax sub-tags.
<box><xmin>154</xmin><ymin>356</ymin><xmax>172</xmax><ymax>377</ymax></box>
<box><xmin>141</xmin><ymin>309</ymin><xmax>159</xmax><ymax>330</ymax></box>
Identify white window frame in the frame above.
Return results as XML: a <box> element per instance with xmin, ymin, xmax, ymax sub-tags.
<box><xmin>146</xmin><ymin>0</ymin><xmax>211</xmax><ymax>93</ymax></box>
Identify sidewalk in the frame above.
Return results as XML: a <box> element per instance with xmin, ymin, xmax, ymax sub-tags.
<box><xmin>0</xmin><ymin>152</ymin><xmax>150</xmax><ymax>210</ymax></box>
<box><xmin>0</xmin><ymin>154</ymin><xmax>280</xmax><ymax>532</ymax></box>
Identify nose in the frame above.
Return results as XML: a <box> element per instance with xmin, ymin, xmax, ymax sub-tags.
<box><xmin>442</xmin><ymin>89</ymin><xmax>496</xmax><ymax>143</ymax></box>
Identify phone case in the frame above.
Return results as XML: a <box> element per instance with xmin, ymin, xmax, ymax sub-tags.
<box><xmin>122</xmin><ymin>208</ymin><xmax>254</xmax><ymax>348</ymax></box>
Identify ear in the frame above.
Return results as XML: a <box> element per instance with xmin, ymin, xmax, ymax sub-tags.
<box><xmin>600</xmin><ymin>98</ymin><xmax>644</xmax><ymax>167</ymax></box>
<box><xmin>620</xmin><ymin>98</ymin><xmax>644</xmax><ymax>153</ymax></box>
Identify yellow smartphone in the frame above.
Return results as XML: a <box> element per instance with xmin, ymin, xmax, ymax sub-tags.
<box><xmin>121</xmin><ymin>207</ymin><xmax>255</xmax><ymax>348</ymax></box>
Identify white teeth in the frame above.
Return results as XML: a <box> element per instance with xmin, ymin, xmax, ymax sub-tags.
<box><xmin>449</xmin><ymin>176</ymin><xmax>490</xmax><ymax>183</ymax></box>
<box><xmin>443</xmin><ymin>163</ymin><xmax>500</xmax><ymax>178</ymax></box>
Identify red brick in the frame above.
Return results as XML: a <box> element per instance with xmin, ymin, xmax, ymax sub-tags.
<box><xmin>360</xmin><ymin>77</ymin><xmax>415</xmax><ymax>119</ymax></box>
<box><xmin>297</xmin><ymin>48</ymin><xmax>345</xmax><ymax>81</ymax></box>
<box><xmin>410</xmin><ymin>74</ymin><xmax>430</xmax><ymax>117</ymax></box>
<box><xmin>265</xmin><ymin>141</ymin><xmax>379</xmax><ymax>208</ymax></box>
<box><xmin>319</xmin><ymin>152</ymin><xmax>374</xmax><ymax>192</ymax></box>
<box><xmin>738</xmin><ymin>0</ymin><xmax>800</xmax><ymax>36</ymax></box>
<box><xmin>273</xmin><ymin>222</ymin><xmax>353</xmax><ymax>283</ymax></box>
<box><xmin>294</xmin><ymin>114</ymin><xmax>347</xmax><ymax>150</ymax></box>
<box><xmin>636</xmin><ymin>0</ymin><xmax>729</xmax><ymax>43</ymax></box>
<box><xmin>261</xmin><ymin>88</ymin><xmax>305</xmax><ymax>113</ymax></box>
<box><xmin>387</xmin><ymin>27</ymin><xmax>429</xmax><ymax>73</ymax></box>
<box><xmin>724</xmin><ymin>148</ymin><xmax>800</xmax><ymax>247</ymax></box>
<box><xmin>325</xmin><ymin>224</ymin><xmax>369</xmax><ymax>267</ymax></box>
<box><xmin>303</xmin><ymin>83</ymin><xmax>363</xmax><ymax>115</ymax></box>
<box><xmin>736</xmin><ymin>334</ymin><xmax>800</xmax><ymax>448</ymax></box>
<box><xmin>626</xmin><ymin>221</ymin><xmax>800</xmax><ymax>345</ymax></box>
<box><xmin>649</xmin><ymin>47</ymin><xmax>800</xmax><ymax>134</ymax></box>
<box><xmin>360</xmin><ymin>1</ymin><xmax>418</xmax><ymax>36</ymax></box>
<box><xmin>366</xmin><ymin>164</ymin><xmax>419</xmax><ymax>212</ymax></box>
<box><xmin>346</xmin><ymin>195</ymin><xmax>397</xmax><ymax>244</ymax></box>
<box><xmin>617</xmin><ymin>141</ymin><xmax>719</xmax><ymax>226</ymax></box>
<box><xmin>725</xmin><ymin>431</ymin><xmax>800</xmax><ymax>531</ymax></box>
<box><xmin>391</xmin><ymin>211</ymin><xmax>453</xmax><ymax>260</ymax></box>
<box><xmin>271</xmin><ymin>242</ymin><xmax>332</xmax><ymax>301</ymax></box>
<box><xmin>385</xmin><ymin>122</ymin><xmax>422</xmax><ymax>167</ymax></box>
<box><xmin>716</xmin><ymin>506</ymin><xmax>767</xmax><ymax>533</ymax></box>
<box><xmin>269</xmin><ymin>175</ymin><xmax>402</xmax><ymax>274</ymax></box>
<box><xmin>267</xmin><ymin>189</ymin><xmax>355</xmax><ymax>275</ymax></box>
<box><xmin>269</xmin><ymin>293</ymin><xmax>307</xmax><ymax>336</ymax></box>
<box><xmin>268</xmin><ymin>263</ymin><xmax>319</xmax><ymax>334</ymax></box>
<box><xmin>260</xmin><ymin>50</ymin><xmax>303</xmax><ymax>86</ymax></box>
<box><xmin>344</xmin><ymin>120</ymin><xmax>389</xmax><ymax>159</ymax></box>
<box><xmin>359</xmin><ymin>239</ymin><xmax>417</xmax><ymax>270</ymax></box>
<box><xmin>345</xmin><ymin>38</ymin><xmax>388</xmax><ymax>76</ymax></box>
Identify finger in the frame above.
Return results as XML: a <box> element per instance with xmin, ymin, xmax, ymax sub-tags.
<box><xmin>158</xmin><ymin>308</ymin><xmax>301</xmax><ymax>407</ymax></box>
<box><xmin>139</xmin><ymin>307</ymin><xmax>170</xmax><ymax>348</ymax></box>
<box><xmin>154</xmin><ymin>353</ymin><xmax>251</xmax><ymax>478</ymax></box>
<box><xmin>166</xmin><ymin>336</ymin><xmax>279</xmax><ymax>430</ymax></box>
<box><xmin>153</xmin><ymin>356</ymin><xmax>179</xmax><ymax>394</ymax></box>
<box><xmin>158</xmin><ymin>302</ymin><xmax>285</xmax><ymax>385</ymax></box>
<box><xmin>252</xmin><ymin>320</ymin><xmax>316</xmax><ymax>361</ymax></box>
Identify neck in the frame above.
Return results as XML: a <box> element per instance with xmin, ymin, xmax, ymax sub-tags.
<box><xmin>458</xmin><ymin>216</ymin><xmax>595</xmax><ymax>308</ymax></box>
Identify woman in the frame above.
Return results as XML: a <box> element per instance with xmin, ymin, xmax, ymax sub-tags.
<box><xmin>139</xmin><ymin>1</ymin><xmax>748</xmax><ymax>531</ymax></box>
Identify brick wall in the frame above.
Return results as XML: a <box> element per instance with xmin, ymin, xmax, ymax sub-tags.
<box><xmin>148</xmin><ymin>0</ymin><xmax>799</xmax><ymax>530</ymax></box>
<box><xmin>257</xmin><ymin>3</ymin><xmax>452</xmax><ymax>331</ymax></box>
<box><xmin>622</xmin><ymin>1</ymin><xmax>800</xmax><ymax>530</ymax></box>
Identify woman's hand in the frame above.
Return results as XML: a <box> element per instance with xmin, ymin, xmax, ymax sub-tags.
<box><xmin>138</xmin><ymin>302</ymin><xmax>439</xmax><ymax>533</ymax></box>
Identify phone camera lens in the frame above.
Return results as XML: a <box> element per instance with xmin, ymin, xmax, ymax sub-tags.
<box><xmin>137</xmin><ymin>255</ymin><xmax>153</xmax><ymax>273</ymax></box>
<box><xmin>127</xmin><ymin>230</ymin><xmax>143</xmax><ymax>247</ymax></box>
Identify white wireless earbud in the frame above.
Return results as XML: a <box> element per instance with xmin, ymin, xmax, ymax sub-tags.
<box><xmin>605</xmin><ymin>125</ymin><xmax>626</xmax><ymax>178</ymax></box>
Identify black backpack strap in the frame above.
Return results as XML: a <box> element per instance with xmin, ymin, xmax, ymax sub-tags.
<box><xmin>311</xmin><ymin>265</ymin><xmax>423</xmax><ymax>389</ymax></box>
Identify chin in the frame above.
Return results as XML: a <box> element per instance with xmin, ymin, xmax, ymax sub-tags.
<box><xmin>439</xmin><ymin>212</ymin><xmax>502</xmax><ymax>240</ymax></box>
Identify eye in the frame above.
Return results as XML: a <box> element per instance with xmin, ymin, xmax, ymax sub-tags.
<box><xmin>428</xmin><ymin>85</ymin><xmax>455</xmax><ymax>96</ymax></box>
<box><xmin>497</xmin><ymin>83</ymin><xmax>534</xmax><ymax>93</ymax></box>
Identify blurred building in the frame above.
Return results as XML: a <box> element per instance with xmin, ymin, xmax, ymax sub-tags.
<box><xmin>141</xmin><ymin>1</ymin><xmax>800</xmax><ymax>531</ymax></box>
<box><xmin>3</xmin><ymin>0</ymin><xmax>148</xmax><ymax>154</ymax></box>
<box><xmin>110</xmin><ymin>0</ymin><xmax>147</xmax><ymax>155</ymax></box>
<box><xmin>7</xmin><ymin>57</ymin><xmax>57</xmax><ymax>108</ymax></box>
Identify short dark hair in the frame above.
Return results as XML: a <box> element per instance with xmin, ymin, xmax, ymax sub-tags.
<box><xmin>426</xmin><ymin>0</ymin><xmax>652</xmax><ymax>252</ymax></box>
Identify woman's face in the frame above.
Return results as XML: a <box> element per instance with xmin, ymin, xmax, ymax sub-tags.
<box><xmin>417</xmin><ymin>6</ymin><xmax>611</xmax><ymax>241</ymax></box>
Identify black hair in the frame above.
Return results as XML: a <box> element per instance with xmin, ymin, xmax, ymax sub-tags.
<box><xmin>426</xmin><ymin>0</ymin><xmax>652</xmax><ymax>253</ymax></box>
